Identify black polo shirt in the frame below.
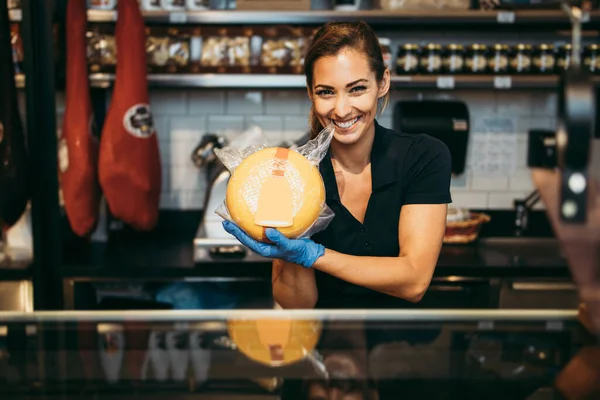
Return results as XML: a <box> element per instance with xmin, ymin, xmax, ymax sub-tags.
<box><xmin>311</xmin><ymin>120</ymin><xmax>452</xmax><ymax>309</ymax></box>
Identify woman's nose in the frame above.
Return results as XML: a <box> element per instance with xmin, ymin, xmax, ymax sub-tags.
<box><xmin>333</xmin><ymin>95</ymin><xmax>352</xmax><ymax>118</ymax></box>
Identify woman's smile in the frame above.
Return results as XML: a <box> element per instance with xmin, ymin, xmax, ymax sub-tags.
<box><xmin>331</xmin><ymin>116</ymin><xmax>361</xmax><ymax>131</ymax></box>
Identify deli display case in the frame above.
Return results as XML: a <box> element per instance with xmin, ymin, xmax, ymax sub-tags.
<box><xmin>0</xmin><ymin>309</ymin><xmax>595</xmax><ymax>400</ymax></box>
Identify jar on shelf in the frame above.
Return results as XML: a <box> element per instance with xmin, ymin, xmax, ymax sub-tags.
<box><xmin>395</xmin><ymin>44</ymin><xmax>420</xmax><ymax>75</ymax></box>
<box><xmin>532</xmin><ymin>44</ymin><xmax>556</xmax><ymax>74</ymax></box>
<box><xmin>510</xmin><ymin>44</ymin><xmax>532</xmax><ymax>74</ymax></box>
<box><xmin>584</xmin><ymin>44</ymin><xmax>600</xmax><ymax>73</ymax></box>
<box><xmin>556</xmin><ymin>44</ymin><xmax>572</xmax><ymax>71</ymax></box>
<box><xmin>465</xmin><ymin>44</ymin><xmax>488</xmax><ymax>74</ymax></box>
<box><xmin>419</xmin><ymin>43</ymin><xmax>442</xmax><ymax>74</ymax></box>
<box><xmin>442</xmin><ymin>44</ymin><xmax>464</xmax><ymax>74</ymax></box>
<box><xmin>488</xmin><ymin>44</ymin><xmax>509</xmax><ymax>74</ymax></box>
<box><xmin>379</xmin><ymin>38</ymin><xmax>393</xmax><ymax>72</ymax></box>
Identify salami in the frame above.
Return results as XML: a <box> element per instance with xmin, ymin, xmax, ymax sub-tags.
<box><xmin>98</xmin><ymin>0</ymin><xmax>161</xmax><ymax>231</ymax></box>
<box><xmin>0</xmin><ymin>0</ymin><xmax>29</xmax><ymax>228</ymax></box>
<box><xmin>59</xmin><ymin>0</ymin><xmax>101</xmax><ymax>237</ymax></box>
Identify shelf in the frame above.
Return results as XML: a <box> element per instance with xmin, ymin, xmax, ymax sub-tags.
<box><xmin>390</xmin><ymin>74</ymin><xmax>590</xmax><ymax>90</ymax></box>
<box><xmin>89</xmin><ymin>73</ymin><xmax>306</xmax><ymax>88</ymax></box>
<box><xmin>11</xmin><ymin>7</ymin><xmax>597</xmax><ymax>26</ymax></box>
<box><xmin>89</xmin><ymin>73</ymin><xmax>599</xmax><ymax>90</ymax></box>
<box><xmin>85</xmin><ymin>9</ymin><xmax>600</xmax><ymax>26</ymax></box>
<box><xmin>60</xmin><ymin>235</ymin><xmax>569</xmax><ymax>281</ymax></box>
<box><xmin>0</xmin><ymin>258</ymin><xmax>31</xmax><ymax>281</ymax></box>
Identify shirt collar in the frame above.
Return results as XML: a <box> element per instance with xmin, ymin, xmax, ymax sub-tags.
<box><xmin>320</xmin><ymin>120</ymin><xmax>400</xmax><ymax>201</ymax></box>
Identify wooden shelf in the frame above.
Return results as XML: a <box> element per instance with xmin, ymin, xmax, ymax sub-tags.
<box><xmin>87</xmin><ymin>73</ymin><xmax>599</xmax><ymax>90</ymax></box>
<box><xmin>11</xmin><ymin>7</ymin><xmax>599</xmax><ymax>26</ymax></box>
<box><xmin>84</xmin><ymin>9</ymin><xmax>600</xmax><ymax>26</ymax></box>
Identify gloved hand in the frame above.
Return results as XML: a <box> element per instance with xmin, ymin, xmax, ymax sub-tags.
<box><xmin>222</xmin><ymin>220</ymin><xmax>325</xmax><ymax>268</ymax></box>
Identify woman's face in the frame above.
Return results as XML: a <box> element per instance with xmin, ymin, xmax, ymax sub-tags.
<box><xmin>310</xmin><ymin>48</ymin><xmax>390</xmax><ymax>146</ymax></box>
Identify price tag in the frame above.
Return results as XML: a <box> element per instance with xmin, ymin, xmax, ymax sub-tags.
<box><xmin>8</xmin><ymin>9</ymin><xmax>22</xmax><ymax>21</ymax></box>
<box><xmin>546</xmin><ymin>321</ymin><xmax>564</xmax><ymax>331</ymax></box>
<box><xmin>436</xmin><ymin>76</ymin><xmax>455</xmax><ymax>89</ymax></box>
<box><xmin>477</xmin><ymin>321</ymin><xmax>494</xmax><ymax>330</ymax></box>
<box><xmin>169</xmin><ymin>12</ymin><xmax>188</xmax><ymax>23</ymax></box>
<box><xmin>497</xmin><ymin>11</ymin><xmax>515</xmax><ymax>24</ymax></box>
<box><xmin>494</xmin><ymin>76</ymin><xmax>512</xmax><ymax>89</ymax></box>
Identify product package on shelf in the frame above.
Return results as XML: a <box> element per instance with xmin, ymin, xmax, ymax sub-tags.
<box><xmin>393</xmin><ymin>41</ymin><xmax>600</xmax><ymax>76</ymax></box>
<box><xmin>87</xmin><ymin>23</ymin><xmax>316</xmax><ymax>75</ymax></box>
<box><xmin>259</xmin><ymin>26</ymin><xmax>309</xmax><ymax>74</ymax></box>
<box><xmin>187</xmin><ymin>25</ymin><xmax>314</xmax><ymax>74</ymax></box>
<box><xmin>87</xmin><ymin>25</ymin><xmax>117</xmax><ymax>74</ymax></box>
<box><xmin>146</xmin><ymin>26</ymin><xmax>190</xmax><ymax>73</ymax></box>
<box><xmin>192</xmin><ymin>26</ymin><xmax>258</xmax><ymax>73</ymax></box>
<box><xmin>214</xmin><ymin>124</ymin><xmax>336</xmax><ymax>242</ymax></box>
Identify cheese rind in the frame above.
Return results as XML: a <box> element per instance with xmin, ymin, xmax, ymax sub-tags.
<box><xmin>226</xmin><ymin>147</ymin><xmax>325</xmax><ymax>241</ymax></box>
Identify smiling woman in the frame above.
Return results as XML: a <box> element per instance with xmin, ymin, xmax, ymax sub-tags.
<box><xmin>222</xmin><ymin>21</ymin><xmax>453</xmax><ymax>310</ymax></box>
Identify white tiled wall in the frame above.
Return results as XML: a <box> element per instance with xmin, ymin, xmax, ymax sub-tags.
<box><xmin>48</xmin><ymin>87</ymin><xmax>553</xmax><ymax>212</ymax></box>
<box><xmin>144</xmin><ymin>88</ymin><xmax>554</xmax><ymax>211</ymax></box>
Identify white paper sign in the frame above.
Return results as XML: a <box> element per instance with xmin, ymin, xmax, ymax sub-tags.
<box><xmin>469</xmin><ymin>118</ymin><xmax>517</xmax><ymax>176</ymax></box>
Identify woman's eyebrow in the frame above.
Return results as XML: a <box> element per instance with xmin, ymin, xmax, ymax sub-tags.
<box><xmin>314</xmin><ymin>79</ymin><xmax>369</xmax><ymax>90</ymax></box>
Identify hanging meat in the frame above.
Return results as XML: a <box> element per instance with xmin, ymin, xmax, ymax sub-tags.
<box><xmin>59</xmin><ymin>0</ymin><xmax>101</xmax><ymax>237</ymax></box>
<box><xmin>0</xmin><ymin>0</ymin><xmax>30</xmax><ymax>228</ymax></box>
<box><xmin>98</xmin><ymin>0</ymin><xmax>162</xmax><ymax>231</ymax></box>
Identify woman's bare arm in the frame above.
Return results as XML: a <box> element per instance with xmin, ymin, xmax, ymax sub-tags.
<box><xmin>272</xmin><ymin>259</ymin><xmax>318</xmax><ymax>309</ymax></box>
<box><xmin>312</xmin><ymin>204</ymin><xmax>447</xmax><ymax>302</ymax></box>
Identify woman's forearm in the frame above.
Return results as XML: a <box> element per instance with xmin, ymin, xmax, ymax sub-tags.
<box><xmin>312</xmin><ymin>249</ymin><xmax>434</xmax><ymax>302</ymax></box>
<box><xmin>272</xmin><ymin>259</ymin><xmax>318</xmax><ymax>309</ymax></box>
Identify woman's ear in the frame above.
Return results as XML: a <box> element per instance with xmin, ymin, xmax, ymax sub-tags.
<box><xmin>378</xmin><ymin>68</ymin><xmax>391</xmax><ymax>98</ymax></box>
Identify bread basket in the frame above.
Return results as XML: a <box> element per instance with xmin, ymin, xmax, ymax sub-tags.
<box><xmin>444</xmin><ymin>205</ymin><xmax>490</xmax><ymax>244</ymax></box>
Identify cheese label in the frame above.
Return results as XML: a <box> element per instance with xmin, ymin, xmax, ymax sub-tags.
<box><xmin>226</xmin><ymin>147</ymin><xmax>325</xmax><ymax>241</ymax></box>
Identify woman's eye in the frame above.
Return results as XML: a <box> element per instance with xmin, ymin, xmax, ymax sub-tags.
<box><xmin>316</xmin><ymin>89</ymin><xmax>334</xmax><ymax>97</ymax></box>
<box><xmin>350</xmin><ymin>86</ymin><xmax>367</xmax><ymax>93</ymax></box>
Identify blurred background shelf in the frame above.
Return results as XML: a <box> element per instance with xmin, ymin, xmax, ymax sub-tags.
<box><xmin>83</xmin><ymin>9</ymin><xmax>600</xmax><ymax>26</ymax></box>
<box><xmin>0</xmin><ymin>263</ymin><xmax>32</xmax><ymax>280</ymax></box>
<box><xmin>86</xmin><ymin>73</ymin><xmax>600</xmax><ymax>90</ymax></box>
<box><xmin>10</xmin><ymin>8</ymin><xmax>598</xmax><ymax>26</ymax></box>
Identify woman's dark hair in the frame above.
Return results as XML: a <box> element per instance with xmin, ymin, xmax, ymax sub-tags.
<box><xmin>304</xmin><ymin>20</ymin><xmax>390</xmax><ymax>138</ymax></box>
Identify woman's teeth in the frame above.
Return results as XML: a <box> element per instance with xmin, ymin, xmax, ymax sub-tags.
<box><xmin>332</xmin><ymin>117</ymin><xmax>359</xmax><ymax>129</ymax></box>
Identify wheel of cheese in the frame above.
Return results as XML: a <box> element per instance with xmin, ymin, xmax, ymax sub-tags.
<box><xmin>226</xmin><ymin>147</ymin><xmax>325</xmax><ymax>242</ymax></box>
<box><xmin>227</xmin><ymin>318</ymin><xmax>322</xmax><ymax>367</ymax></box>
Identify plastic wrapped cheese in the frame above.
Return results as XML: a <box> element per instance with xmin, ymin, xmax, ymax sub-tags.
<box><xmin>215</xmin><ymin>124</ymin><xmax>335</xmax><ymax>242</ymax></box>
<box><xmin>227</xmin><ymin>318</ymin><xmax>322</xmax><ymax>367</ymax></box>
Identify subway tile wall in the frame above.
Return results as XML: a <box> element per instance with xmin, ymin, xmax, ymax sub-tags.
<box><xmin>144</xmin><ymin>88</ymin><xmax>554</xmax><ymax>211</ymax></box>
<box><xmin>48</xmin><ymin>88</ymin><xmax>553</xmax><ymax>212</ymax></box>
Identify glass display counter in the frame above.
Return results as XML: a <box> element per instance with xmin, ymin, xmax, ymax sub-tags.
<box><xmin>0</xmin><ymin>309</ymin><xmax>594</xmax><ymax>400</ymax></box>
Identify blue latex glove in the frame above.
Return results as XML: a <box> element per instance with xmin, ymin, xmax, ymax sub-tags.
<box><xmin>222</xmin><ymin>220</ymin><xmax>325</xmax><ymax>268</ymax></box>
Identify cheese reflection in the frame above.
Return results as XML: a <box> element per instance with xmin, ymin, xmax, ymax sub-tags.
<box><xmin>227</xmin><ymin>317</ymin><xmax>322</xmax><ymax>367</ymax></box>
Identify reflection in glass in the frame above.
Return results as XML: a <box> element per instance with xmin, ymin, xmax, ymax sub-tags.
<box><xmin>0</xmin><ymin>309</ymin><xmax>589</xmax><ymax>400</ymax></box>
